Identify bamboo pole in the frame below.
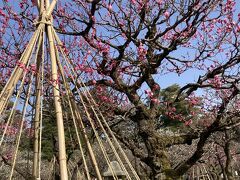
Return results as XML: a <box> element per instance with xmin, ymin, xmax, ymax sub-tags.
<box><xmin>0</xmin><ymin>25</ymin><xmax>43</xmax><ymax>114</ymax></box>
<box><xmin>10</xmin><ymin>65</ymin><xmax>36</xmax><ymax>180</ymax></box>
<box><xmin>54</xmin><ymin>40</ymin><xmax>102</xmax><ymax>179</ymax></box>
<box><xmin>46</xmin><ymin>0</ymin><xmax>58</xmax><ymax>18</ymax></box>
<box><xmin>36</xmin><ymin>0</ymin><xmax>41</xmax><ymax>12</ymax></box>
<box><xmin>46</xmin><ymin>24</ymin><xmax>68</xmax><ymax>180</ymax></box>
<box><xmin>0</xmin><ymin>40</ymin><xmax>36</xmax><ymax>146</ymax></box>
<box><xmin>38</xmin><ymin>60</ymin><xmax>44</xmax><ymax>179</ymax></box>
<box><xmin>40</xmin><ymin>0</ymin><xmax>45</xmax><ymax>15</ymax></box>
<box><xmin>45</xmin><ymin>0</ymin><xmax>50</xmax><ymax>9</ymax></box>
<box><xmin>70</xmin><ymin>99</ymin><xmax>103</xmax><ymax>180</ymax></box>
<box><xmin>32</xmin><ymin>31</ymin><xmax>44</xmax><ymax>179</ymax></box>
<box><xmin>45</xmin><ymin>2</ymin><xmax>68</xmax><ymax>179</ymax></box>
<box><xmin>54</xmin><ymin>39</ymin><xmax>91</xmax><ymax>180</ymax></box>
<box><xmin>53</xmin><ymin>28</ymin><xmax>139</xmax><ymax>179</ymax></box>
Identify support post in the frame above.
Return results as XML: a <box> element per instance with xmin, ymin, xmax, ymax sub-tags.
<box><xmin>46</xmin><ymin>24</ymin><xmax>68</xmax><ymax>180</ymax></box>
<box><xmin>32</xmin><ymin>32</ymin><xmax>44</xmax><ymax>179</ymax></box>
<box><xmin>46</xmin><ymin>0</ymin><xmax>58</xmax><ymax>18</ymax></box>
<box><xmin>0</xmin><ymin>26</ymin><xmax>43</xmax><ymax>114</ymax></box>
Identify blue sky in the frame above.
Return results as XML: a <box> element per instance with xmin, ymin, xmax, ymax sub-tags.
<box><xmin>149</xmin><ymin>2</ymin><xmax>239</xmax><ymax>92</ymax></box>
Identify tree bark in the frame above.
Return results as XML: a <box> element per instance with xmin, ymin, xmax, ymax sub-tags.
<box><xmin>224</xmin><ymin>141</ymin><xmax>234</xmax><ymax>180</ymax></box>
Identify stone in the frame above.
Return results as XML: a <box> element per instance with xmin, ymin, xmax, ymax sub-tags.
<box><xmin>103</xmin><ymin>161</ymin><xmax>126</xmax><ymax>177</ymax></box>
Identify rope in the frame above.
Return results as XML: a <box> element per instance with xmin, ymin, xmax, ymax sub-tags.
<box><xmin>52</xmin><ymin>27</ymin><xmax>140</xmax><ymax>179</ymax></box>
<box><xmin>61</xmin><ymin>73</ymin><xmax>103</xmax><ymax>179</ymax></box>
<box><xmin>9</xmin><ymin>26</ymin><xmax>44</xmax><ymax>180</ymax></box>
<box><xmin>54</xmin><ymin>35</ymin><xmax>91</xmax><ymax>180</ymax></box>
<box><xmin>58</xmin><ymin>56</ymin><xmax>118</xmax><ymax>179</ymax></box>
<box><xmin>80</xmin><ymin>92</ymin><xmax>133</xmax><ymax>179</ymax></box>
<box><xmin>0</xmin><ymin>24</ymin><xmax>44</xmax><ymax>115</ymax></box>
<box><xmin>0</xmin><ymin>59</ymin><xmax>30</xmax><ymax>147</ymax></box>
<box><xmin>51</xmin><ymin>35</ymin><xmax>126</xmax><ymax>179</ymax></box>
<box><xmin>32</xmin><ymin>29</ymin><xmax>44</xmax><ymax>179</ymax></box>
<box><xmin>52</xmin><ymin>30</ymin><xmax>118</xmax><ymax>180</ymax></box>
<box><xmin>0</xmin><ymin>27</ymin><xmax>43</xmax><ymax>148</ymax></box>
<box><xmin>64</xmin><ymin>73</ymin><xmax>118</xmax><ymax>180</ymax></box>
<box><xmin>9</xmin><ymin>61</ymin><xmax>36</xmax><ymax>180</ymax></box>
<box><xmin>47</xmin><ymin>19</ymin><xmax>69</xmax><ymax>180</ymax></box>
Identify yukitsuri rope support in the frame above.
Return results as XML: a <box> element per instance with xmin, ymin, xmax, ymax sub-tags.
<box><xmin>0</xmin><ymin>0</ymin><xmax>142</xmax><ymax>179</ymax></box>
<box><xmin>53</xmin><ymin>28</ymin><xmax>140</xmax><ymax>180</ymax></box>
<box><xmin>0</xmin><ymin>0</ymin><xmax>68</xmax><ymax>179</ymax></box>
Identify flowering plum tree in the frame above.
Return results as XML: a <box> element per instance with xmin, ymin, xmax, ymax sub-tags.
<box><xmin>1</xmin><ymin>0</ymin><xmax>240</xmax><ymax>179</ymax></box>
